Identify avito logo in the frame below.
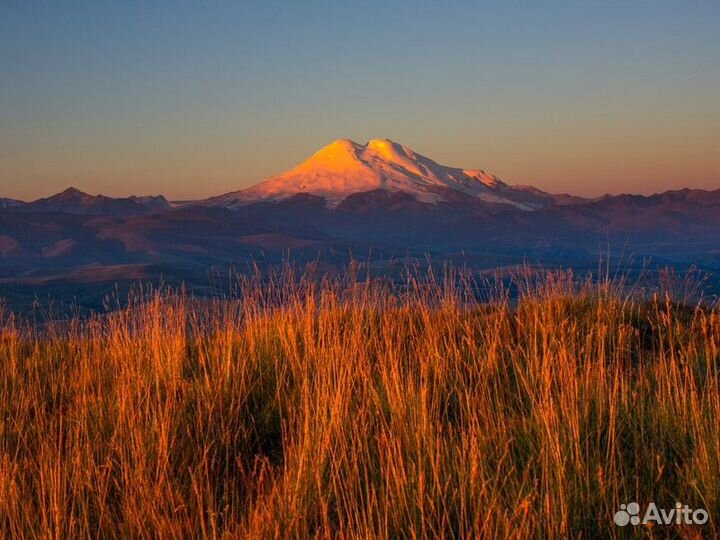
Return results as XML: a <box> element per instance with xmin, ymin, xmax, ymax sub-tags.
<box><xmin>614</xmin><ymin>502</ymin><xmax>708</xmax><ymax>526</ymax></box>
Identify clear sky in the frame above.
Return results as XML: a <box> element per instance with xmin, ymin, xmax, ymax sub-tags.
<box><xmin>1</xmin><ymin>0</ymin><xmax>719</xmax><ymax>200</ymax></box>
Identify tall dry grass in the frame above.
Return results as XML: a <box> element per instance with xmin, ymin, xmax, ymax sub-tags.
<box><xmin>0</xmin><ymin>267</ymin><xmax>718</xmax><ymax>539</ymax></box>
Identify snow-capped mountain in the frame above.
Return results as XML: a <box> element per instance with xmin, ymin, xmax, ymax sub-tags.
<box><xmin>209</xmin><ymin>138</ymin><xmax>581</xmax><ymax>210</ymax></box>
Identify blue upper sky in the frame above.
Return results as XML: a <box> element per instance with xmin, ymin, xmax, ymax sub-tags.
<box><xmin>1</xmin><ymin>0</ymin><xmax>718</xmax><ymax>199</ymax></box>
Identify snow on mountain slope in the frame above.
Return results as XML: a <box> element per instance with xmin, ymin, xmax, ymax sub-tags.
<box><xmin>210</xmin><ymin>138</ymin><xmax>568</xmax><ymax>210</ymax></box>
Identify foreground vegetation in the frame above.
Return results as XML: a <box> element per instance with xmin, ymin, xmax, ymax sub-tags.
<box><xmin>0</xmin><ymin>267</ymin><xmax>718</xmax><ymax>539</ymax></box>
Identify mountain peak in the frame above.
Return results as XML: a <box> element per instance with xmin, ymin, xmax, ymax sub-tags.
<box><xmin>58</xmin><ymin>186</ymin><xmax>87</xmax><ymax>197</ymax></box>
<box><xmin>311</xmin><ymin>138</ymin><xmax>412</xmax><ymax>165</ymax></box>
<box><xmin>301</xmin><ymin>139</ymin><xmax>365</xmax><ymax>174</ymax></box>
<box><xmin>48</xmin><ymin>187</ymin><xmax>97</xmax><ymax>203</ymax></box>
<box><xmin>367</xmin><ymin>137</ymin><xmax>400</xmax><ymax>150</ymax></box>
<box><xmin>326</xmin><ymin>138</ymin><xmax>361</xmax><ymax>149</ymax></box>
<box><xmin>366</xmin><ymin>137</ymin><xmax>403</xmax><ymax>148</ymax></box>
<box><xmin>211</xmin><ymin>138</ymin><xmax>563</xmax><ymax>209</ymax></box>
<box><xmin>366</xmin><ymin>138</ymin><xmax>414</xmax><ymax>162</ymax></box>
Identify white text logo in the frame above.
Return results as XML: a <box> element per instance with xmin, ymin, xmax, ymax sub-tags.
<box><xmin>614</xmin><ymin>502</ymin><xmax>708</xmax><ymax>527</ymax></box>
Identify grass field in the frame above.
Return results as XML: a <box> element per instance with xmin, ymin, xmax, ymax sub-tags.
<box><xmin>0</xmin><ymin>266</ymin><xmax>718</xmax><ymax>538</ymax></box>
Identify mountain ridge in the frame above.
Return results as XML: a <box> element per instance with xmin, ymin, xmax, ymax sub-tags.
<box><xmin>5</xmin><ymin>187</ymin><xmax>171</xmax><ymax>216</ymax></box>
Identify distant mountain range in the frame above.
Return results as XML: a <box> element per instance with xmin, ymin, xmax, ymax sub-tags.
<box><xmin>1</xmin><ymin>139</ymin><xmax>719</xmax><ymax>310</ymax></box>
<box><xmin>6</xmin><ymin>187</ymin><xmax>171</xmax><ymax>215</ymax></box>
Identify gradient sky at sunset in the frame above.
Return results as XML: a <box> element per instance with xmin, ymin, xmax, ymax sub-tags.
<box><xmin>1</xmin><ymin>1</ymin><xmax>719</xmax><ymax>200</ymax></box>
